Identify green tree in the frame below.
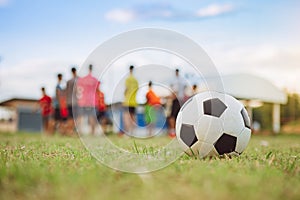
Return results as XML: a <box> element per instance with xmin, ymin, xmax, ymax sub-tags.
<box><xmin>253</xmin><ymin>93</ymin><xmax>300</xmax><ymax>130</ymax></box>
<box><xmin>253</xmin><ymin>103</ymin><xmax>273</xmax><ymax>130</ymax></box>
<box><xmin>281</xmin><ymin>93</ymin><xmax>300</xmax><ymax>124</ymax></box>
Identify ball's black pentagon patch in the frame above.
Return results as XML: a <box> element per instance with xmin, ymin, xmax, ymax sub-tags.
<box><xmin>203</xmin><ymin>98</ymin><xmax>227</xmax><ymax>117</ymax></box>
<box><xmin>214</xmin><ymin>133</ymin><xmax>237</xmax><ymax>155</ymax></box>
<box><xmin>241</xmin><ymin>108</ymin><xmax>251</xmax><ymax>129</ymax></box>
<box><xmin>180</xmin><ymin>124</ymin><xmax>198</xmax><ymax>147</ymax></box>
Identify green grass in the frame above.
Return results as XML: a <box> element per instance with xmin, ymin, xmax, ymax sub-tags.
<box><xmin>0</xmin><ymin>132</ymin><xmax>299</xmax><ymax>200</ymax></box>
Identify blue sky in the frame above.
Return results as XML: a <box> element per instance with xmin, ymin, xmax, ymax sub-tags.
<box><xmin>0</xmin><ymin>0</ymin><xmax>300</xmax><ymax>102</ymax></box>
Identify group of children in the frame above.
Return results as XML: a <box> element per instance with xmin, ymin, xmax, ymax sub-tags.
<box><xmin>121</xmin><ymin>66</ymin><xmax>198</xmax><ymax>138</ymax></box>
<box><xmin>39</xmin><ymin>65</ymin><xmax>108</xmax><ymax>135</ymax></box>
<box><xmin>39</xmin><ymin>64</ymin><xmax>198</xmax><ymax>137</ymax></box>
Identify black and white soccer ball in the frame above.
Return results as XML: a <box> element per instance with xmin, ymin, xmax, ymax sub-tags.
<box><xmin>176</xmin><ymin>91</ymin><xmax>251</xmax><ymax>158</ymax></box>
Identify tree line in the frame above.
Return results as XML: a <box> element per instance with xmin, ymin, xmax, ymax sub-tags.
<box><xmin>253</xmin><ymin>93</ymin><xmax>300</xmax><ymax>130</ymax></box>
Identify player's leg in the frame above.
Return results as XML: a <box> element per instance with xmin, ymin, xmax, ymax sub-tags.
<box><xmin>128</xmin><ymin>107</ymin><xmax>136</xmax><ymax>135</ymax></box>
<box><xmin>87</xmin><ymin>107</ymin><xmax>96</xmax><ymax>135</ymax></box>
<box><xmin>122</xmin><ymin>108</ymin><xmax>131</xmax><ymax>135</ymax></box>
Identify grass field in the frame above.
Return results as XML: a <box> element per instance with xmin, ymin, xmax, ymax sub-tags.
<box><xmin>0</xmin><ymin>132</ymin><xmax>299</xmax><ymax>200</ymax></box>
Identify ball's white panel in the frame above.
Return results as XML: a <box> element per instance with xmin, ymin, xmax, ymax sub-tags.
<box><xmin>178</xmin><ymin>140</ymin><xmax>190</xmax><ymax>152</ymax></box>
<box><xmin>175</xmin><ymin>111</ymin><xmax>183</xmax><ymax>137</ymax></box>
<box><xmin>220</xmin><ymin>93</ymin><xmax>246</xmax><ymax>137</ymax></box>
<box><xmin>183</xmin><ymin>141</ymin><xmax>216</xmax><ymax>158</ymax></box>
<box><xmin>224</xmin><ymin>94</ymin><xmax>243</xmax><ymax>111</ymax></box>
<box><xmin>221</xmin><ymin>109</ymin><xmax>245</xmax><ymax>137</ymax></box>
<box><xmin>181</xmin><ymin>97</ymin><xmax>200</xmax><ymax>124</ymax></box>
<box><xmin>195</xmin><ymin>116</ymin><xmax>223</xmax><ymax>144</ymax></box>
<box><xmin>194</xmin><ymin>94</ymin><xmax>204</xmax><ymax>116</ymax></box>
<box><xmin>235</xmin><ymin>128</ymin><xmax>251</xmax><ymax>153</ymax></box>
<box><xmin>199</xmin><ymin>142</ymin><xmax>218</xmax><ymax>158</ymax></box>
<box><xmin>194</xmin><ymin>92</ymin><xmax>210</xmax><ymax>116</ymax></box>
<box><xmin>184</xmin><ymin>141</ymin><xmax>202</xmax><ymax>156</ymax></box>
<box><xmin>177</xmin><ymin>137</ymin><xmax>191</xmax><ymax>152</ymax></box>
<box><xmin>208</xmin><ymin>148</ymin><xmax>220</xmax><ymax>157</ymax></box>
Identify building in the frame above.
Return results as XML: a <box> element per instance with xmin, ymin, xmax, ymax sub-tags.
<box><xmin>0</xmin><ymin>98</ymin><xmax>41</xmax><ymax>132</ymax></box>
<box><xmin>221</xmin><ymin>73</ymin><xmax>287</xmax><ymax>133</ymax></box>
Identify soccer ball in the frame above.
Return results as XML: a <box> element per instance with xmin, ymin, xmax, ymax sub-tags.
<box><xmin>176</xmin><ymin>91</ymin><xmax>251</xmax><ymax>158</ymax></box>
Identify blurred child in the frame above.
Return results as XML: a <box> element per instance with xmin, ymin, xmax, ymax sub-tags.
<box><xmin>122</xmin><ymin>65</ymin><xmax>139</xmax><ymax>136</ymax></box>
<box><xmin>145</xmin><ymin>81</ymin><xmax>161</xmax><ymax>136</ymax></box>
<box><xmin>54</xmin><ymin>73</ymin><xmax>68</xmax><ymax>135</ymax></box>
<box><xmin>65</xmin><ymin>67</ymin><xmax>78</xmax><ymax>136</ymax></box>
<box><xmin>168</xmin><ymin>69</ymin><xmax>185</xmax><ymax>138</ymax></box>
<box><xmin>76</xmin><ymin>65</ymin><xmax>98</xmax><ymax>135</ymax></box>
<box><xmin>95</xmin><ymin>81</ymin><xmax>109</xmax><ymax>134</ymax></box>
<box><xmin>39</xmin><ymin>87</ymin><xmax>53</xmax><ymax>134</ymax></box>
<box><xmin>192</xmin><ymin>84</ymin><xmax>198</xmax><ymax>96</ymax></box>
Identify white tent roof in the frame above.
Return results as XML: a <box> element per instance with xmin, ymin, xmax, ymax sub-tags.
<box><xmin>220</xmin><ymin>73</ymin><xmax>287</xmax><ymax>104</ymax></box>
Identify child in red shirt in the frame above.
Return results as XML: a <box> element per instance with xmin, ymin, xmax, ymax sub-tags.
<box><xmin>39</xmin><ymin>87</ymin><xmax>53</xmax><ymax>134</ymax></box>
<box><xmin>95</xmin><ymin>82</ymin><xmax>109</xmax><ymax>134</ymax></box>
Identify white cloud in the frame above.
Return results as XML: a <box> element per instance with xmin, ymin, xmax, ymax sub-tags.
<box><xmin>196</xmin><ymin>3</ymin><xmax>234</xmax><ymax>17</ymax></box>
<box><xmin>105</xmin><ymin>9</ymin><xmax>136</xmax><ymax>23</ymax></box>
<box><xmin>104</xmin><ymin>3</ymin><xmax>236</xmax><ymax>23</ymax></box>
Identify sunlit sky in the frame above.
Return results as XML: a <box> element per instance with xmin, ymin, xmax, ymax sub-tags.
<box><xmin>0</xmin><ymin>0</ymin><xmax>300</xmax><ymax>103</ymax></box>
